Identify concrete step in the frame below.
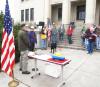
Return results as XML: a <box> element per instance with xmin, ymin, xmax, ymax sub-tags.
<box><xmin>58</xmin><ymin>38</ymin><xmax>82</xmax><ymax>45</ymax></box>
<box><xmin>57</xmin><ymin>44</ymin><xmax>85</xmax><ymax>50</ymax></box>
<box><xmin>59</xmin><ymin>24</ymin><xmax>84</xmax><ymax>49</ymax></box>
<box><xmin>58</xmin><ymin>41</ymin><xmax>82</xmax><ymax>47</ymax></box>
<box><xmin>72</xmin><ymin>37</ymin><xmax>81</xmax><ymax>40</ymax></box>
<box><xmin>57</xmin><ymin>44</ymin><xmax>100</xmax><ymax>52</ymax></box>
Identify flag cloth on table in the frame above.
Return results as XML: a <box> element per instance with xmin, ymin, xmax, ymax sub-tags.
<box><xmin>48</xmin><ymin>58</ymin><xmax>70</xmax><ymax>65</ymax></box>
<box><xmin>1</xmin><ymin>0</ymin><xmax>15</xmax><ymax>77</ymax></box>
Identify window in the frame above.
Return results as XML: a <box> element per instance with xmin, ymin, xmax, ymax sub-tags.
<box><xmin>21</xmin><ymin>8</ymin><xmax>33</xmax><ymax>22</ymax></box>
<box><xmin>30</xmin><ymin>8</ymin><xmax>34</xmax><ymax>21</ymax></box>
<box><xmin>77</xmin><ymin>5</ymin><xmax>85</xmax><ymax>20</ymax></box>
<box><xmin>21</xmin><ymin>10</ymin><xmax>24</xmax><ymax>22</ymax></box>
<box><xmin>58</xmin><ymin>8</ymin><xmax>62</xmax><ymax>20</ymax></box>
<box><xmin>25</xmin><ymin>9</ymin><xmax>29</xmax><ymax>21</ymax></box>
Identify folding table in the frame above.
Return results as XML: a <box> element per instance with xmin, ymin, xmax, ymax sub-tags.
<box><xmin>28</xmin><ymin>54</ymin><xmax>71</xmax><ymax>87</ymax></box>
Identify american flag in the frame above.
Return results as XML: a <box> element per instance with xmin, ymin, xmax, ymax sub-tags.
<box><xmin>1</xmin><ymin>0</ymin><xmax>15</xmax><ymax>77</ymax></box>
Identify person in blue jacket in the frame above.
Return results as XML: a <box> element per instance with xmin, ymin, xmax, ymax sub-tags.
<box><xmin>50</xmin><ymin>23</ymin><xmax>58</xmax><ymax>53</ymax></box>
<box><xmin>28</xmin><ymin>26</ymin><xmax>37</xmax><ymax>51</ymax></box>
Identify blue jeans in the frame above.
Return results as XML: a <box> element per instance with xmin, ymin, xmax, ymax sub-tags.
<box><xmin>96</xmin><ymin>37</ymin><xmax>100</xmax><ymax>49</ymax></box>
<box><xmin>59</xmin><ymin>33</ymin><xmax>64</xmax><ymax>41</ymax></box>
<box><xmin>87</xmin><ymin>41</ymin><xmax>93</xmax><ymax>54</ymax></box>
<box><xmin>85</xmin><ymin>39</ymin><xmax>88</xmax><ymax>49</ymax></box>
<box><xmin>41</xmin><ymin>39</ymin><xmax>47</xmax><ymax>49</ymax></box>
<box><xmin>81</xmin><ymin>38</ymin><xmax>85</xmax><ymax>46</ymax></box>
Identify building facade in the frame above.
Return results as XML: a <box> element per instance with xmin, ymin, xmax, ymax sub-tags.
<box><xmin>0</xmin><ymin>0</ymin><xmax>100</xmax><ymax>25</ymax></box>
<box><xmin>19</xmin><ymin>0</ymin><xmax>100</xmax><ymax>25</ymax></box>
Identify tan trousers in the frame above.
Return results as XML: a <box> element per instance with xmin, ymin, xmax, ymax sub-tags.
<box><xmin>20</xmin><ymin>50</ymin><xmax>29</xmax><ymax>72</ymax></box>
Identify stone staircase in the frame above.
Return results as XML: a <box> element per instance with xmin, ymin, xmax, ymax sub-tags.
<box><xmin>57</xmin><ymin>22</ymin><xmax>100</xmax><ymax>52</ymax></box>
<box><xmin>58</xmin><ymin>21</ymin><xmax>85</xmax><ymax>50</ymax></box>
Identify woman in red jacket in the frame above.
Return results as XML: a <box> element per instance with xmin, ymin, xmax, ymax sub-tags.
<box><xmin>66</xmin><ymin>25</ymin><xmax>74</xmax><ymax>44</ymax></box>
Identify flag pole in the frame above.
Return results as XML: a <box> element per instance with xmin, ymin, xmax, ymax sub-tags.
<box><xmin>8</xmin><ymin>69</ymin><xmax>19</xmax><ymax>87</ymax></box>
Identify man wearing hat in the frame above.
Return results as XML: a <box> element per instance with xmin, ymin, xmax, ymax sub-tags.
<box><xmin>18</xmin><ymin>24</ymin><xmax>30</xmax><ymax>74</ymax></box>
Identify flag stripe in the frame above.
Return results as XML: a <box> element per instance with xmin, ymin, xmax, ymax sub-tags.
<box><xmin>5</xmin><ymin>61</ymin><xmax>10</xmax><ymax>73</ymax></box>
<box><xmin>1</xmin><ymin>40</ymin><xmax>9</xmax><ymax>63</ymax></box>
<box><xmin>1</xmin><ymin>32</ymin><xmax>8</xmax><ymax>56</ymax></box>
<box><xmin>10</xmin><ymin>58</ymin><xmax>15</xmax><ymax>69</ymax></box>
<box><xmin>2</xmin><ymin>54</ymin><xmax>10</xmax><ymax>71</ymax></box>
<box><xmin>1</xmin><ymin>47</ymin><xmax>9</xmax><ymax>69</ymax></box>
<box><xmin>10</xmin><ymin>48</ymin><xmax>15</xmax><ymax>58</ymax></box>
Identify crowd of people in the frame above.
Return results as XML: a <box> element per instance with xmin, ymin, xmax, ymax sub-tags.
<box><xmin>81</xmin><ymin>24</ymin><xmax>100</xmax><ymax>54</ymax></box>
<box><xmin>18</xmin><ymin>22</ymin><xmax>100</xmax><ymax>74</ymax></box>
<box><xmin>17</xmin><ymin>23</ymin><xmax>75</xmax><ymax>74</ymax></box>
<box><xmin>39</xmin><ymin>22</ymin><xmax>75</xmax><ymax>52</ymax></box>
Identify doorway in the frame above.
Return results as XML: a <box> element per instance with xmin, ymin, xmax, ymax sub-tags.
<box><xmin>51</xmin><ymin>3</ymin><xmax>62</xmax><ymax>26</ymax></box>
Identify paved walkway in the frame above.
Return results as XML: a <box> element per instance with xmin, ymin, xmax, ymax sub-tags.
<box><xmin>0</xmin><ymin>48</ymin><xmax>100</xmax><ymax>87</ymax></box>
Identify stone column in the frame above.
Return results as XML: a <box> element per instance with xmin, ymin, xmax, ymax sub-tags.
<box><xmin>44</xmin><ymin>0</ymin><xmax>51</xmax><ymax>24</ymax></box>
<box><xmin>85</xmin><ymin>0</ymin><xmax>96</xmax><ymax>24</ymax></box>
<box><xmin>62</xmin><ymin>0</ymin><xmax>71</xmax><ymax>25</ymax></box>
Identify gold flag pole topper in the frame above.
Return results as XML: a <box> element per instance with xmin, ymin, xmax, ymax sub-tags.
<box><xmin>8</xmin><ymin>70</ymin><xmax>19</xmax><ymax>87</ymax></box>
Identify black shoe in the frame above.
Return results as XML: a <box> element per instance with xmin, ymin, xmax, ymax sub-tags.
<box><xmin>19</xmin><ymin>68</ymin><xmax>22</xmax><ymax>71</ymax></box>
<box><xmin>32</xmin><ymin>68</ymin><xmax>38</xmax><ymax>71</ymax></box>
<box><xmin>22</xmin><ymin>71</ymin><xmax>30</xmax><ymax>74</ymax></box>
